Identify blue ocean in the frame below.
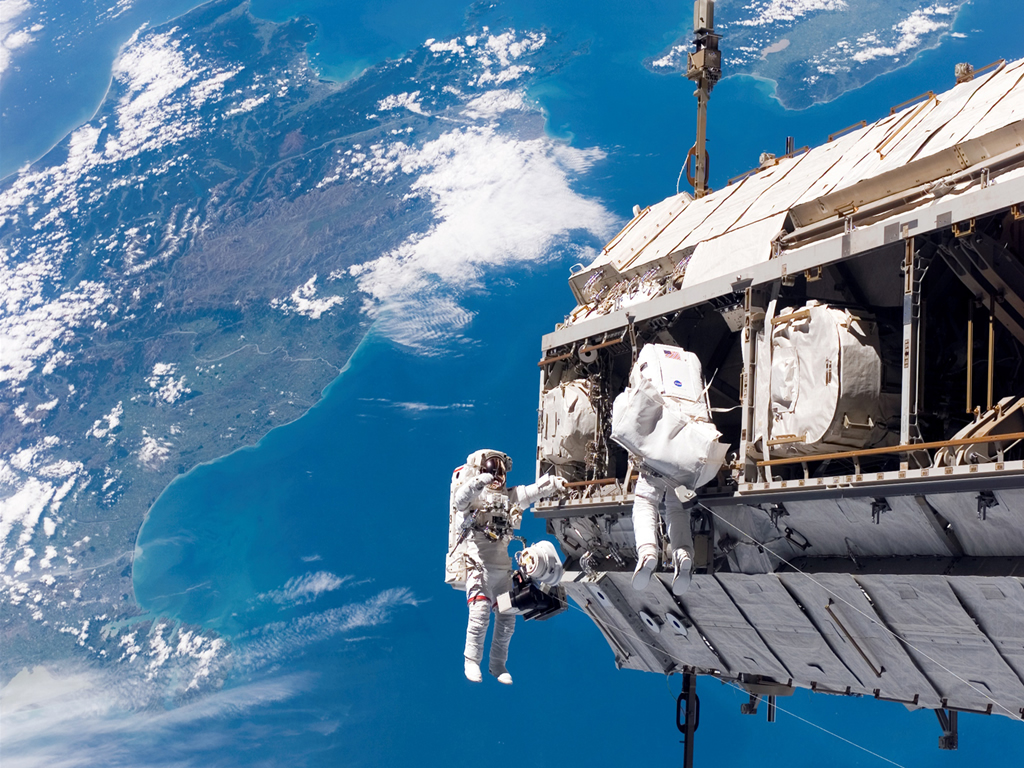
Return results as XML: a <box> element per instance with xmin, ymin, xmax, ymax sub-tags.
<box><xmin>6</xmin><ymin>0</ymin><xmax>1024</xmax><ymax>765</ymax></box>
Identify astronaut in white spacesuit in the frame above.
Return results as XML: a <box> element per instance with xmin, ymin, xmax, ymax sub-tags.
<box><xmin>449</xmin><ymin>449</ymin><xmax>566</xmax><ymax>685</ymax></box>
<box><xmin>631</xmin><ymin>473</ymin><xmax>694</xmax><ymax>596</ymax></box>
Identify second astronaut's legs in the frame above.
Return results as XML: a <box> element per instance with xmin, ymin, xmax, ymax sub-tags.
<box><xmin>631</xmin><ymin>474</ymin><xmax>694</xmax><ymax>595</ymax></box>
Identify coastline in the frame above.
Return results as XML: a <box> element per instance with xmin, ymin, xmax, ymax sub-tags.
<box><xmin>130</xmin><ymin>322</ymin><xmax>382</xmax><ymax>621</ymax></box>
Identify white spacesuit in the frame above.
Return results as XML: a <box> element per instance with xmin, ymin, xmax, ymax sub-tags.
<box><xmin>449</xmin><ymin>449</ymin><xmax>566</xmax><ymax>685</ymax></box>
<box><xmin>611</xmin><ymin>343</ymin><xmax>722</xmax><ymax>597</ymax></box>
<box><xmin>631</xmin><ymin>473</ymin><xmax>694</xmax><ymax>595</ymax></box>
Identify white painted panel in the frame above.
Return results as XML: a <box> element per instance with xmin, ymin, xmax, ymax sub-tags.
<box><xmin>784</xmin><ymin>128</ymin><xmax>873</xmax><ymax>207</ymax></box>
<box><xmin>878</xmin><ymin>77</ymin><xmax>990</xmax><ymax>168</ymax></box>
<box><xmin>578</xmin><ymin>56</ymin><xmax>1024</xmax><ymax>312</ymax></box>
<box><xmin>681</xmin><ymin>213</ymin><xmax>788</xmax><ymax>290</ymax></box>
<box><xmin>564</xmin><ymin>576</ymin><xmax>666</xmax><ymax>673</ymax></box>
<box><xmin>925</xmin><ymin>490</ymin><xmax>1024</xmax><ymax>557</ymax></box>
<box><xmin>736</xmin><ymin>151</ymin><xmax>841</xmax><ymax>223</ymax></box>
<box><xmin>710</xmin><ymin>504</ymin><xmax>806</xmax><ymax>573</ymax></box>
<box><xmin>858</xmin><ymin>575</ymin><xmax>1024</xmax><ymax>715</ymax></box>
<box><xmin>807</xmin><ymin>115</ymin><xmax>906</xmax><ymax>198</ymax></box>
<box><xmin>600</xmin><ymin>183</ymin><xmax>745</xmax><ymax>276</ymax></box>
<box><xmin>675</xmin><ymin>574</ymin><xmax>790</xmax><ymax>680</ymax></box>
<box><xmin>948</xmin><ymin>577</ymin><xmax>1024</xmax><ymax>690</ymax></box>
<box><xmin>718</xmin><ymin>574</ymin><xmax>862</xmax><ymax>691</ymax></box>
<box><xmin>779</xmin><ymin>572</ymin><xmax>940</xmax><ymax>706</ymax></box>
<box><xmin>920</xmin><ymin>61</ymin><xmax>1024</xmax><ymax>151</ymax></box>
<box><xmin>644</xmin><ymin>574</ymin><xmax>725</xmax><ymax>670</ymax></box>
<box><xmin>609</xmin><ymin>194</ymin><xmax>693</xmax><ymax>272</ymax></box>
<box><xmin>698</xmin><ymin>153</ymin><xmax>810</xmax><ymax>235</ymax></box>
<box><xmin>660</xmin><ymin>177</ymin><xmax>750</xmax><ymax>254</ymax></box>
<box><xmin>963</xmin><ymin>77</ymin><xmax>1024</xmax><ymax>142</ymax></box>
<box><xmin>783</xmin><ymin>496</ymin><xmax>954</xmax><ymax>558</ymax></box>
<box><xmin>845</xmin><ymin>97</ymin><xmax>945</xmax><ymax>183</ymax></box>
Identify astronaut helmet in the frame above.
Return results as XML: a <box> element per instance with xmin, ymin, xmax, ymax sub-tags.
<box><xmin>466</xmin><ymin>449</ymin><xmax>511</xmax><ymax>490</ymax></box>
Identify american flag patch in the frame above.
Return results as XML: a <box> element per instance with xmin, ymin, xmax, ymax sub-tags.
<box><xmin>662</xmin><ymin>349</ymin><xmax>681</xmax><ymax>360</ymax></box>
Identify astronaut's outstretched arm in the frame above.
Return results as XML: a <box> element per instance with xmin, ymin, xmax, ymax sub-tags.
<box><xmin>453</xmin><ymin>473</ymin><xmax>493</xmax><ymax>512</ymax></box>
<box><xmin>509</xmin><ymin>475</ymin><xmax>567</xmax><ymax>509</ymax></box>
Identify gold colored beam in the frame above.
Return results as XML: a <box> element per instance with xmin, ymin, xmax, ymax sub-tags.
<box><xmin>756</xmin><ymin>431</ymin><xmax>1024</xmax><ymax>467</ymax></box>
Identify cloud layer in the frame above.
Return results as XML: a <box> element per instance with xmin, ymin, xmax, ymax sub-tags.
<box><xmin>349</xmin><ymin>125</ymin><xmax>613</xmax><ymax>350</ymax></box>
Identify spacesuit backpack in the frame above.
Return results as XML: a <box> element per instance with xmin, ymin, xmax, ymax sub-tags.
<box><xmin>610</xmin><ymin>343</ymin><xmax>728</xmax><ymax>489</ymax></box>
<box><xmin>445</xmin><ymin>464</ymin><xmax>471</xmax><ymax>590</ymax></box>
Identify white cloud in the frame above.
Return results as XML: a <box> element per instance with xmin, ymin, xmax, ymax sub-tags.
<box><xmin>0</xmin><ymin>0</ymin><xmax>36</xmax><ymax>78</ymax></box>
<box><xmin>349</xmin><ymin>126</ymin><xmax>614</xmax><ymax>351</ymax></box>
<box><xmin>138</xmin><ymin>429</ymin><xmax>173</xmax><ymax>469</ymax></box>
<box><xmin>428</xmin><ymin>37</ymin><xmax>465</xmax><ymax>57</ymax></box>
<box><xmin>852</xmin><ymin>5</ymin><xmax>958</xmax><ymax>63</ymax></box>
<box><xmin>377</xmin><ymin>90</ymin><xmax>427</xmax><ymax>115</ymax></box>
<box><xmin>257</xmin><ymin>571</ymin><xmax>351</xmax><ymax>606</ymax></box>
<box><xmin>360</xmin><ymin>397</ymin><xmax>475</xmax><ymax>414</ymax></box>
<box><xmin>0</xmin><ymin>278</ymin><xmax>111</xmax><ymax>386</ymax></box>
<box><xmin>0</xmin><ymin>661</ymin><xmax>310</xmax><ymax>768</ymax></box>
<box><xmin>236</xmin><ymin>588</ymin><xmax>421</xmax><ymax>672</ymax></box>
<box><xmin>651</xmin><ymin>44</ymin><xmax>688</xmax><ymax>70</ymax></box>
<box><xmin>224</xmin><ymin>93</ymin><xmax>270</xmax><ymax>117</ymax></box>
<box><xmin>145</xmin><ymin>362</ymin><xmax>190</xmax><ymax>404</ymax></box>
<box><xmin>105</xmin><ymin>29</ymin><xmax>241</xmax><ymax>160</ymax></box>
<box><xmin>735</xmin><ymin>0</ymin><xmax>849</xmax><ymax>27</ymax></box>
<box><xmin>0</xmin><ymin>476</ymin><xmax>55</xmax><ymax>565</ymax></box>
<box><xmin>270</xmin><ymin>275</ymin><xmax>345</xmax><ymax>319</ymax></box>
<box><xmin>463</xmin><ymin>88</ymin><xmax>526</xmax><ymax>120</ymax></box>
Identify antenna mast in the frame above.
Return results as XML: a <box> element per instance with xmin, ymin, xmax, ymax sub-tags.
<box><xmin>685</xmin><ymin>0</ymin><xmax>722</xmax><ymax>198</ymax></box>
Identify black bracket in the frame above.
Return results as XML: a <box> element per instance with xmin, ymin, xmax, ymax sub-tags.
<box><xmin>676</xmin><ymin>673</ymin><xmax>700</xmax><ymax>768</ymax></box>
<box><xmin>935</xmin><ymin>708</ymin><xmax>958</xmax><ymax>750</ymax></box>
<box><xmin>740</xmin><ymin>693</ymin><xmax>759</xmax><ymax>715</ymax></box>
<box><xmin>871</xmin><ymin>498</ymin><xmax>891</xmax><ymax>525</ymax></box>
<box><xmin>739</xmin><ymin>692</ymin><xmax>777</xmax><ymax>722</ymax></box>
<box><xmin>767</xmin><ymin>503</ymin><xmax>789</xmax><ymax>528</ymax></box>
<box><xmin>977</xmin><ymin>490</ymin><xmax>998</xmax><ymax>520</ymax></box>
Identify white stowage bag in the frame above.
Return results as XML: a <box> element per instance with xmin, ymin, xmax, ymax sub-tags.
<box><xmin>611</xmin><ymin>345</ymin><xmax>728</xmax><ymax>489</ymax></box>
<box><xmin>539</xmin><ymin>379</ymin><xmax>598</xmax><ymax>464</ymax></box>
<box><xmin>755</xmin><ymin>301</ymin><xmax>885</xmax><ymax>457</ymax></box>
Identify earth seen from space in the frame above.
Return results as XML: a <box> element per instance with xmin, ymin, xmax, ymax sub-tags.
<box><xmin>2</xmin><ymin>1</ymin><xmax>1023</xmax><ymax>766</ymax></box>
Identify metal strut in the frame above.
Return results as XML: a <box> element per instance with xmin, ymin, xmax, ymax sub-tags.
<box><xmin>685</xmin><ymin>1</ymin><xmax>722</xmax><ymax>199</ymax></box>
<box><xmin>676</xmin><ymin>673</ymin><xmax>700</xmax><ymax>768</ymax></box>
<box><xmin>935</xmin><ymin>708</ymin><xmax>959</xmax><ymax>750</ymax></box>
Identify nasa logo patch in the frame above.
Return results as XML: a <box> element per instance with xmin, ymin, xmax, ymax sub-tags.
<box><xmin>673</xmin><ymin>380</ymin><xmax>682</xmax><ymax>387</ymax></box>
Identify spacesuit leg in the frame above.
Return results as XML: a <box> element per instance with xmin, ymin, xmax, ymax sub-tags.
<box><xmin>663</xmin><ymin>491</ymin><xmax>694</xmax><ymax>595</ymax></box>
<box><xmin>631</xmin><ymin>475</ymin><xmax>661</xmax><ymax>590</ymax></box>
<box><xmin>463</xmin><ymin>560</ymin><xmax>490</xmax><ymax>682</ymax></box>
<box><xmin>489</xmin><ymin>612</ymin><xmax>516</xmax><ymax>684</ymax></box>
<box><xmin>485</xmin><ymin>568</ymin><xmax>515</xmax><ymax>684</ymax></box>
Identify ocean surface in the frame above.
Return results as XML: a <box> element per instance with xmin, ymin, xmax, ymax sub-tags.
<box><xmin>12</xmin><ymin>0</ymin><xmax>1024</xmax><ymax>765</ymax></box>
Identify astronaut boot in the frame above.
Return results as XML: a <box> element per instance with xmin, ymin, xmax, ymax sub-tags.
<box><xmin>488</xmin><ymin>663</ymin><xmax>513</xmax><ymax>685</ymax></box>
<box><xmin>632</xmin><ymin>548</ymin><xmax>658</xmax><ymax>591</ymax></box>
<box><xmin>671</xmin><ymin>549</ymin><xmax>693</xmax><ymax>596</ymax></box>
<box><xmin>464</xmin><ymin>657</ymin><xmax>483</xmax><ymax>683</ymax></box>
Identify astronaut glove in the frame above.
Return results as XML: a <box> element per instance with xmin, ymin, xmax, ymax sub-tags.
<box><xmin>454</xmin><ymin>473</ymin><xmax>494</xmax><ymax>511</ymax></box>
<box><xmin>537</xmin><ymin>474</ymin><xmax>568</xmax><ymax>498</ymax></box>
